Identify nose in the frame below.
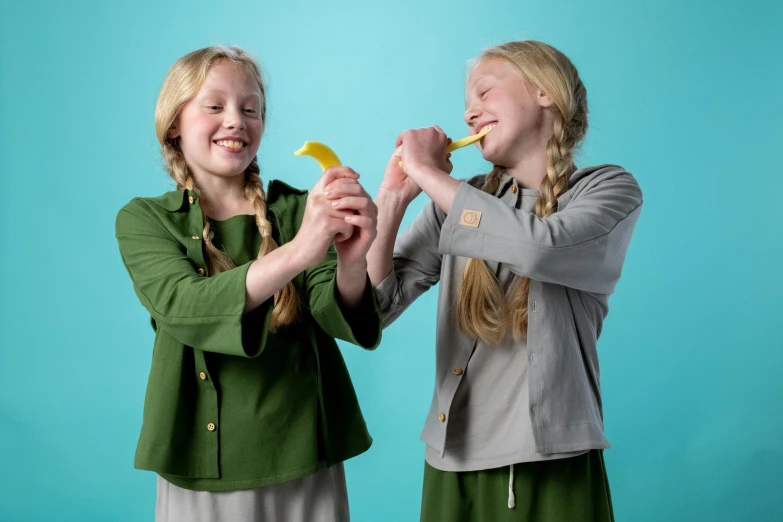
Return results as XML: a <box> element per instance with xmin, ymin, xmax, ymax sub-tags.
<box><xmin>223</xmin><ymin>105</ymin><xmax>246</xmax><ymax>130</ymax></box>
<box><xmin>464</xmin><ymin>102</ymin><xmax>481</xmax><ymax>128</ymax></box>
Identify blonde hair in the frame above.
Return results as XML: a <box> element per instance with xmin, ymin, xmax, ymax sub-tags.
<box><xmin>457</xmin><ymin>40</ymin><xmax>588</xmax><ymax>344</ymax></box>
<box><xmin>155</xmin><ymin>45</ymin><xmax>299</xmax><ymax>330</ymax></box>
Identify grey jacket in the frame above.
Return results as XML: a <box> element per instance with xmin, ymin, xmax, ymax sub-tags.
<box><xmin>375</xmin><ymin>165</ymin><xmax>643</xmax><ymax>459</ymax></box>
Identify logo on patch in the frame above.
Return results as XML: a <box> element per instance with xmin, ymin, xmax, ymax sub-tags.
<box><xmin>459</xmin><ymin>209</ymin><xmax>482</xmax><ymax>228</ymax></box>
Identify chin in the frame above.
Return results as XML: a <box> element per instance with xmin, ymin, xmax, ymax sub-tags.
<box><xmin>215</xmin><ymin>161</ymin><xmax>253</xmax><ymax>177</ymax></box>
<box><xmin>480</xmin><ymin>147</ymin><xmax>504</xmax><ymax>166</ymax></box>
<box><xmin>206</xmin><ymin>167</ymin><xmax>249</xmax><ymax>179</ymax></box>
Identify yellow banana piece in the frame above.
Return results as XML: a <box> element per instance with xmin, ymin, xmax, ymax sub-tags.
<box><xmin>447</xmin><ymin>125</ymin><xmax>494</xmax><ymax>152</ymax></box>
<box><xmin>398</xmin><ymin>125</ymin><xmax>493</xmax><ymax>167</ymax></box>
<box><xmin>294</xmin><ymin>141</ymin><xmax>342</xmax><ymax>171</ymax></box>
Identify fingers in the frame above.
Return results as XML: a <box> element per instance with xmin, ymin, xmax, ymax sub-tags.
<box><xmin>328</xmin><ymin>216</ymin><xmax>355</xmax><ymax>242</ymax></box>
<box><xmin>310</xmin><ymin>190</ymin><xmax>357</xmax><ymax>218</ymax></box>
<box><xmin>344</xmin><ymin>214</ymin><xmax>375</xmax><ymax>229</ymax></box>
<box><xmin>323</xmin><ymin>205</ymin><xmax>356</xmax><ymax>220</ymax></box>
<box><xmin>432</xmin><ymin>126</ymin><xmax>449</xmax><ymax>149</ymax></box>
<box><xmin>388</xmin><ymin>146</ymin><xmax>405</xmax><ymax>171</ymax></box>
<box><xmin>318</xmin><ymin>166</ymin><xmax>359</xmax><ymax>190</ymax></box>
<box><xmin>324</xmin><ymin>178</ymin><xmax>365</xmax><ymax>199</ymax></box>
<box><xmin>397</xmin><ymin>127</ymin><xmax>449</xmax><ymax>146</ymax></box>
<box><xmin>324</xmin><ymin>180</ymin><xmax>370</xmax><ymax>200</ymax></box>
<box><xmin>331</xmin><ymin>196</ymin><xmax>375</xmax><ymax>215</ymax></box>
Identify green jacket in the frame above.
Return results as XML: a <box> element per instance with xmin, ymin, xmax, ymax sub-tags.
<box><xmin>115</xmin><ymin>180</ymin><xmax>381</xmax><ymax>491</ymax></box>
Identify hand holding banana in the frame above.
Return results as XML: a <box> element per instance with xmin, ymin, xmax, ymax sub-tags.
<box><xmin>397</xmin><ymin>126</ymin><xmax>493</xmax><ymax>168</ymax></box>
<box><xmin>293</xmin><ymin>142</ymin><xmax>378</xmax><ymax>270</ymax></box>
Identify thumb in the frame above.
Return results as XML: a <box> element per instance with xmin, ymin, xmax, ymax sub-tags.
<box><xmin>318</xmin><ymin>167</ymin><xmax>339</xmax><ymax>191</ymax></box>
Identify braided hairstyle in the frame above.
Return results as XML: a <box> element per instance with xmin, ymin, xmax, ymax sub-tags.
<box><xmin>457</xmin><ymin>41</ymin><xmax>588</xmax><ymax>344</ymax></box>
<box><xmin>155</xmin><ymin>46</ymin><xmax>300</xmax><ymax>330</ymax></box>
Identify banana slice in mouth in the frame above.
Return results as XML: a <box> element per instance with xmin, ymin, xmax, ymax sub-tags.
<box><xmin>294</xmin><ymin>141</ymin><xmax>342</xmax><ymax>171</ymax></box>
<box><xmin>447</xmin><ymin>125</ymin><xmax>494</xmax><ymax>152</ymax></box>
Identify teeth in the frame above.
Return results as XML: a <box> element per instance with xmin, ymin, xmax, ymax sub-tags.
<box><xmin>481</xmin><ymin>124</ymin><xmax>496</xmax><ymax>133</ymax></box>
<box><xmin>217</xmin><ymin>140</ymin><xmax>244</xmax><ymax>149</ymax></box>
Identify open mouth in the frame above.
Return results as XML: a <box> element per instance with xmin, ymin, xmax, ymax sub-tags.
<box><xmin>476</xmin><ymin>122</ymin><xmax>497</xmax><ymax>134</ymax></box>
<box><xmin>214</xmin><ymin>139</ymin><xmax>247</xmax><ymax>151</ymax></box>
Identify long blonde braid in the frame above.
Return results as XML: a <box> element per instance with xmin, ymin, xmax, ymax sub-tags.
<box><xmin>244</xmin><ymin>158</ymin><xmax>301</xmax><ymax>329</ymax></box>
<box><xmin>457</xmin><ymin>167</ymin><xmax>511</xmax><ymax>345</ymax></box>
<box><xmin>506</xmin><ymin>110</ymin><xmax>580</xmax><ymax>339</ymax></box>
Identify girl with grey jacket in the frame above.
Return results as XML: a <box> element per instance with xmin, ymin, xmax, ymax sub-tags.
<box><xmin>329</xmin><ymin>40</ymin><xmax>643</xmax><ymax>522</ymax></box>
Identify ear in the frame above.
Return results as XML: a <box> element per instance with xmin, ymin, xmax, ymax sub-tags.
<box><xmin>537</xmin><ymin>89</ymin><xmax>555</xmax><ymax>108</ymax></box>
<box><xmin>167</xmin><ymin>122</ymin><xmax>180</xmax><ymax>140</ymax></box>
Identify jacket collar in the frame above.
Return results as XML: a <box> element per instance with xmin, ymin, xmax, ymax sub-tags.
<box><xmin>147</xmin><ymin>179</ymin><xmax>307</xmax><ymax>213</ymax></box>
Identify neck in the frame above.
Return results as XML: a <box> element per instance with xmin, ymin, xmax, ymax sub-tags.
<box><xmin>191</xmin><ymin>171</ymin><xmax>252</xmax><ymax>218</ymax></box>
<box><xmin>501</xmin><ymin>116</ymin><xmax>559</xmax><ymax>189</ymax></box>
<box><xmin>505</xmin><ymin>141</ymin><xmax>550</xmax><ymax>190</ymax></box>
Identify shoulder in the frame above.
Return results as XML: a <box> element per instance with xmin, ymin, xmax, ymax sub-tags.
<box><xmin>571</xmin><ymin>164</ymin><xmax>641</xmax><ymax>192</ymax></box>
<box><xmin>264</xmin><ymin>179</ymin><xmax>311</xmax><ymax>238</ymax></box>
<box><xmin>464</xmin><ymin>173</ymin><xmax>489</xmax><ymax>189</ymax></box>
<box><xmin>267</xmin><ymin>179</ymin><xmax>308</xmax><ymax>198</ymax></box>
<box><xmin>115</xmin><ymin>189</ymin><xmax>187</xmax><ymax>234</ymax></box>
<box><xmin>119</xmin><ymin>189</ymin><xmax>188</xmax><ymax>215</ymax></box>
<box><xmin>566</xmin><ymin>164</ymin><xmax>643</xmax><ymax>205</ymax></box>
<box><xmin>266</xmin><ymin>179</ymin><xmax>309</xmax><ymax>215</ymax></box>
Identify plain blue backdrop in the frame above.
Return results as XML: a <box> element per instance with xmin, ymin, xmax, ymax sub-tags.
<box><xmin>1</xmin><ymin>0</ymin><xmax>781</xmax><ymax>520</ymax></box>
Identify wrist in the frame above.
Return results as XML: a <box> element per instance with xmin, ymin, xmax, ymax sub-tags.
<box><xmin>282</xmin><ymin>237</ymin><xmax>313</xmax><ymax>272</ymax></box>
<box><xmin>376</xmin><ymin>186</ymin><xmax>413</xmax><ymax>211</ymax></box>
<box><xmin>337</xmin><ymin>257</ymin><xmax>368</xmax><ymax>276</ymax></box>
<box><xmin>409</xmin><ymin>164</ymin><xmax>447</xmax><ymax>184</ymax></box>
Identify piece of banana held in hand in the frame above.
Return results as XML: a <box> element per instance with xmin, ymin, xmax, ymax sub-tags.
<box><xmin>293</xmin><ymin>141</ymin><xmax>354</xmax><ymax>242</ymax></box>
<box><xmin>294</xmin><ymin>141</ymin><xmax>342</xmax><ymax>171</ymax></box>
<box><xmin>398</xmin><ymin>125</ymin><xmax>494</xmax><ymax>168</ymax></box>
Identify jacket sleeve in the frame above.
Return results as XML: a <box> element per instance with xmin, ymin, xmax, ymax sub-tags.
<box><xmin>303</xmin><ymin>242</ymin><xmax>382</xmax><ymax>350</ymax></box>
<box><xmin>438</xmin><ymin>169</ymin><xmax>643</xmax><ymax>294</ymax></box>
<box><xmin>115</xmin><ymin>200</ymin><xmax>274</xmax><ymax>357</ymax></box>
<box><xmin>374</xmin><ymin>201</ymin><xmax>444</xmax><ymax>327</ymax></box>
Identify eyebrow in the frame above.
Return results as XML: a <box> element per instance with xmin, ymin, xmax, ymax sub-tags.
<box><xmin>200</xmin><ymin>89</ymin><xmax>261</xmax><ymax>99</ymax></box>
<box><xmin>470</xmin><ymin>73</ymin><xmax>497</xmax><ymax>88</ymax></box>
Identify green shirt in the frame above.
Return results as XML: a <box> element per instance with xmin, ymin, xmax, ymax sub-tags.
<box><xmin>115</xmin><ymin>179</ymin><xmax>381</xmax><ymax>492</ymax></box>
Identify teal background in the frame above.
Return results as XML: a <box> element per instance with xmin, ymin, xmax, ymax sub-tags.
<box><xmin>1</xmin><ymin>0</ymin><xmax>781</xmax><ymax>520</ymax></box>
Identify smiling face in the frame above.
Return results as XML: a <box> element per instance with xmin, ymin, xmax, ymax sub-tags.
<box><xmin>168</xmin><ymin>60</ymin><xmax>264</xmax><ymax>182</ymax></box>
<box><xmin>463</xmin><ymin>57</ymin><xmax>555</xmax><ymax>168</ymax></box>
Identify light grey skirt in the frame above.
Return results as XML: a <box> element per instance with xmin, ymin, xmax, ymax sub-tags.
<box><xmin>155</xmin><ymin>463</ymin><xmax>350</xmax><ymax>522</ymax></box>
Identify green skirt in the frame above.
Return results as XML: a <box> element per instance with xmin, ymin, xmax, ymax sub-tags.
<box><xmin>420</xmin><ymin>450</ymin><xmax>614</xmax><ymax>522</ymax></box>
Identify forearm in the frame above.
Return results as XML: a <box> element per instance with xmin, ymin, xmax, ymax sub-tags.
<box><xmin>367</xmin><ymin>188</ymin><xmax>409</xmax><ymax>286</ymax></box>
<box><xmin>244</xmin><ymin>241</ymin><xmax>308</xmax><ymax>312</ymax></box>
<box><xmin>335</xmin><ymin>260</ymin><xmax>369</xmax><ymax>311</ymax></box>
<box><xmin>408</xmin><ymin>165</ymin><xmax>460</xmax><ymax>214</ymax></box>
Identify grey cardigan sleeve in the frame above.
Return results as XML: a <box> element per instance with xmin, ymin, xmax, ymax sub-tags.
<box><xmin>374</xmin><ymin>201</ymin><xmax>445</xmax><ymax>327</ymax></box>
<box><xmin>438</xmin><ymin>168</ymin><xmax>643</xmax><ymax>295</ymax></box>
